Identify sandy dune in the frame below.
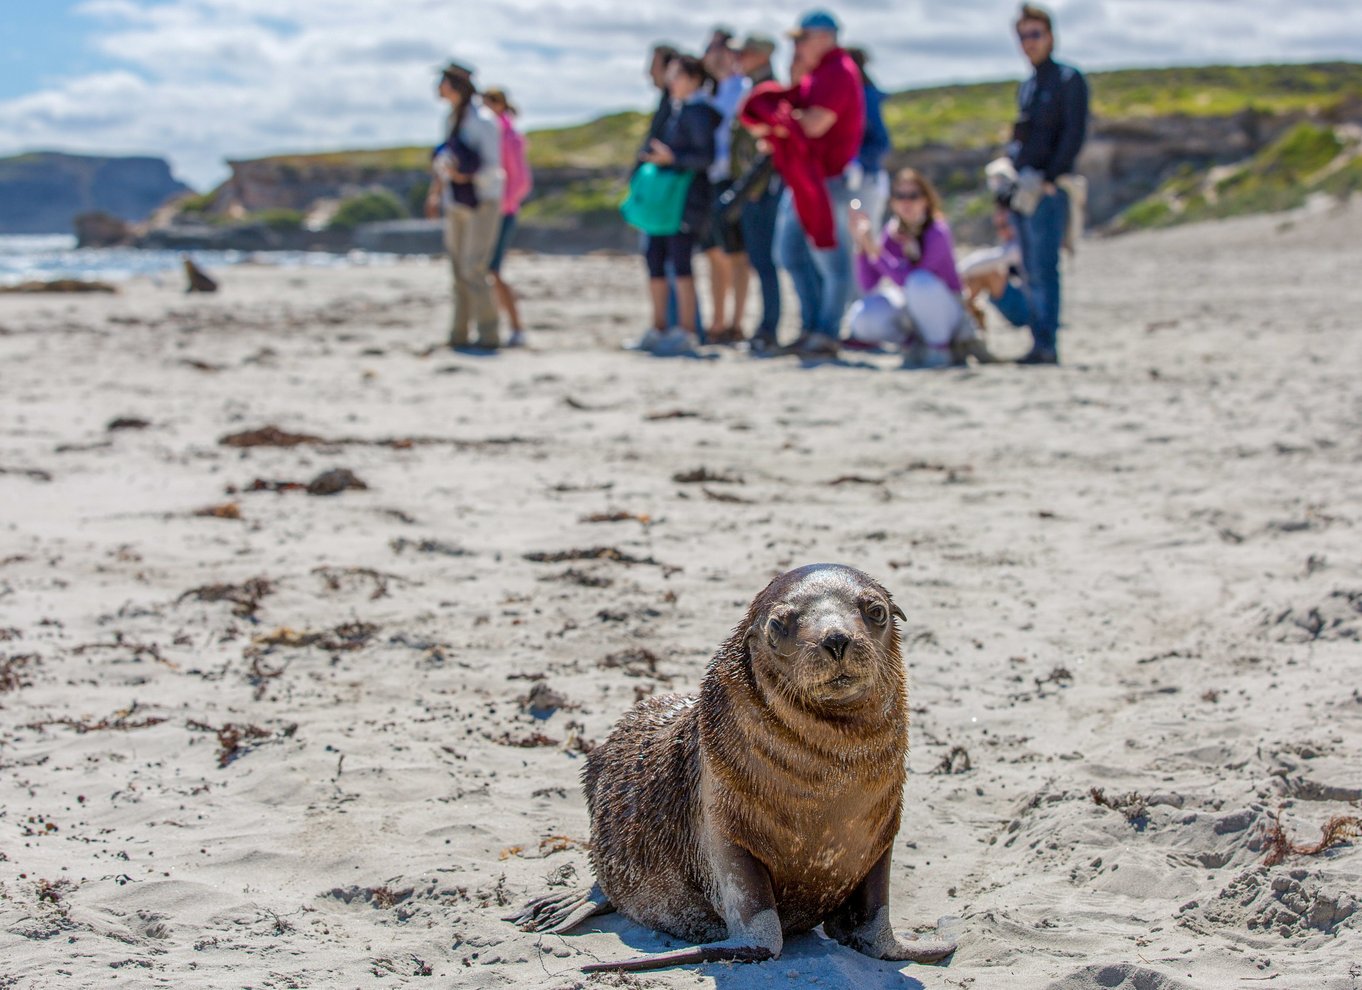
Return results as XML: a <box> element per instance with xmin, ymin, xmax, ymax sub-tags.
<box><xmin>1</xmin><ymin>202</ymin><xmax>1360</xmax><ymax>989</ymax></box>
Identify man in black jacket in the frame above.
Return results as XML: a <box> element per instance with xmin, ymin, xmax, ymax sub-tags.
<box><xmin>1009</xmin><ymin>4</ymin><xmax>1088</xmax><ymax>365</ymax></box>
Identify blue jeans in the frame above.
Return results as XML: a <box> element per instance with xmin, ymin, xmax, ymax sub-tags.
<box><xmin>992</xmin><ymin>280</ymin><xmax>1030</xmax><ymax>328</ymax></box>
<box><xmin>775</xmin><ymin>175</ymin><xmax>854</xmax><ymax>336</ymax></box>
<box><xmin>1013</xmin><ymin>189</ymin><xmax>1068</xmax><ymax>353</ymax></box>
<box><xmin>740</xmin><ymin>184</ymin><xmax>781</xmax><ymax>339</ymax></box>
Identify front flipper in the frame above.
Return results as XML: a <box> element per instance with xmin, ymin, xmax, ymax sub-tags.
<box><xmin>579</xmin><ymin>838</ymin><xmax>783</xmax><ymax>973</ymax></box>
<box><xmin>503</xmin><ymin>883</ymin><xmax>613</xmax><ymax>934</ymax></box>
<box><xmin>824</xmin><ymin>848</ymin><xmax>958</xmax><ymax>964</ymax></box>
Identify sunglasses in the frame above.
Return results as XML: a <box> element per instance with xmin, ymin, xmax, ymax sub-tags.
<box><xmin>1017</xmin><ymin>29</ymin><xmax>1047</xmax><ymax>41</ymax></box>
<box><xmin>891</xmin><ymin>190</ymin><xmax>924</xmax><ymax>202</ymax></box>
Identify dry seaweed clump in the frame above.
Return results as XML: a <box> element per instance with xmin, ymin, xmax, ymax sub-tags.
<box><xmin>1090</xmin><ymin>786</ymin><xmax>1150</xmax><ymax>826</ymax></box>
<box><xmin>177</xmin><ymin>577</ymin><xmax>274</xmax><ymax>618</ymax></box>
<box><xmin>1263</xmin><ymin>812</ymin><xmax>1362</xmax><ymax>867</ymax></box>
<box><xmin>1</xmin><ymin>653</ymin><xmax>37</xmax><ymax>692</ymax></box>
<box><xmin>187</xmin><ymin>719</ymin><xmax>298</xmax><ymax>767</ymax></box>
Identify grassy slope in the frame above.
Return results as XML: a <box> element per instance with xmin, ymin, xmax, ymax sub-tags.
<box><xmin>200</xmin><ymin>62</ymin><xmax>1362</xmax><ymax>229</ymax></box>
<box><xmin>1113</xmin><ymin>122</ymin><xmax>1361</xmax><ymax>231</ymax></box>
<box><xmin>226</xmin><ymin>62</ymin><xmax>1362</xmax><ymax>174</ymax></box>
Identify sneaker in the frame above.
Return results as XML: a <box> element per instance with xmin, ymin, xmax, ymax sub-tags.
<box><xmin>625</xmin><ymin>327</ymin><xmax>664</xmax><ymax>352</ymax></box>
<box><xmin>506</xmin><ymin>329</ymin><xmax>527</xmax><ymax>348</ymax></box>
<box><xmin>651</xmin><ymin>326</ymin><xmax>699</xmax><ymax>357</ymax></box>
<box><xmin>902</xmin><ymin>343</ymin><xmax>953</xmax><ymax>370</ymax></box>
<box><xmin>794</xmin><ymin>333</ymin><xmax>840</xmax><ymax>359</ymax></box>
<box><xmin>1016</xmin><ymin>347</ymin><xmax>1059</xmax><ymax>366</ymax></box>
<box><xmin>747</xmin><ymin>334</ymin><xmax>779</xmax><ymax>356</ymax></box>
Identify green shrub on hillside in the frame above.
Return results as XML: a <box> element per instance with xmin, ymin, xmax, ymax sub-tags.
<box><xmin>1113</xmin><ymin>122</ymin><xmax>1353</xmax><ymax>231</ymax></box>
<box><xmin>1317</xmin><ymin>156</ymin><xmax>1362</xmax><ymax>199</ymax></box>
<box><xmin>329</xmin><ymin>190</ymin><xmax>407</xmax><ymax>230</ymax></box>
<box><xmin>178</xmin><ymin>192</ymin><xmax>217</xmax><ymax>215</ymax></box>
<box><xmin>253</xmin><ymin>208</ymin><xmax>305</xmax><ymax>231</ymax></box>
<box><xmin>406</xmin><ymin>179</ymin><xmax>432</xmax><ymax>217</ymax></box>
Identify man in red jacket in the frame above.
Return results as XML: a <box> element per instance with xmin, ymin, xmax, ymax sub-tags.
<box><xmin>772</xmin><ymin>10</ymin><xmax>864</xmax><ymax>357</ymax></box>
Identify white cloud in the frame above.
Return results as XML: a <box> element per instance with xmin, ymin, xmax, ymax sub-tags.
<box><xmin>3</xmin><ymin>0</ymin><xmax>1359</xmax><ymax>188</ymax></box>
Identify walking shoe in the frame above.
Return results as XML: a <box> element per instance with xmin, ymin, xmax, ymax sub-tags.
<box><xmin>506</xmin><ymin>329</ymin><xmax>527</xmax><ymax>348</ymax></box>
<box><xmin>747</xmin><ymin>334</ymin><xmax>779</xmax><ymax>356</ymax></box>
<box><xmin>651</xmin><ymin>326</ymin><xmax>699</xmax><ymax>357</ymax></box>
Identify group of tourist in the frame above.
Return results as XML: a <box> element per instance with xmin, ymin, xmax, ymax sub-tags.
<box><xmin>429</xmin><ymin>3</ymin><xmax>1088</xmax><ymax>367</ymax></box>
<box><xmin>427</xmin><ymin>63</ymin><xmax>533</xmax><ymax>349</ymax></box>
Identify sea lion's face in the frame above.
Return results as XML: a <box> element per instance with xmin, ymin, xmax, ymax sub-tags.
<box><xmin>747</xmin><ymin>565</ymin><xmax>905</xmax><ymax>708</ymax></box>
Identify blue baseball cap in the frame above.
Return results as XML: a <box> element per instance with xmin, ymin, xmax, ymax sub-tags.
<box><xmin>788</xmin><ymin>9</ymin><xmax>840</xmax><ymax>38</ymax></box>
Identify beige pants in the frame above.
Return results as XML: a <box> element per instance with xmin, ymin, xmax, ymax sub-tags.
<box><xmin>444</xmin><ymin>198</ymin><xmax>501</xmax><ymax>346</ymax></box>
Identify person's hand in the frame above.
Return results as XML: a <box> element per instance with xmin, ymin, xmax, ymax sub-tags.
<box><xmin>424</xmin><ymin>194</ymin><xmax>440</xmax><ymax>219</ymax></box>
<box><xmin>642</xmin><ymin>139</ymin><xmax>676</xmax><ymax>166</ymax></box>
<box><xmin>850</xmin><ymin>209</ymin><xmax>878</xmax><ymax>259</ymax></box>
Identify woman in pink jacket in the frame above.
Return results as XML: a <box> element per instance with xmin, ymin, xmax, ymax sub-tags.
<box><xmin>483</xmin><ymin>88</ymin><xmax>533</xmax><ymax>347</ymax></box>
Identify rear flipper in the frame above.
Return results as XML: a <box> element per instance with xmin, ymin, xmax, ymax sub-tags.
<box><xmin>582</xmin><ymin>938</ymin><xmax>773</xmax><ymax>973</ymax></box>
<box><xmin>581</xmin><ymin>840</ymin><xmax>784</xmax><ymax>974</ymax></box>
<box><xmin>503</xmin><ymin>883</ymin><xmax>613</xmax><ymax>934</ymax></box>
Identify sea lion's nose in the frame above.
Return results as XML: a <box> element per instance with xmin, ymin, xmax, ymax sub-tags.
<box><xmin>820</xmin><ymin>631</ymin><xmax>851</xmax><ymax>661</ymax></box>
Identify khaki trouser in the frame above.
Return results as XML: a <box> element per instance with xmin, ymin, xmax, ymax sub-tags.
<box><xmin>444</xmin><ymin>198</ymin><xmax>501</xmax><ymax>346</ymax></box>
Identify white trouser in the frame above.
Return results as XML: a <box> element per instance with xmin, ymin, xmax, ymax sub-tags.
<box><xmin>849</xmin><ymin>271</ymin><xmax>964</xmax><ymax>347</ymax></box>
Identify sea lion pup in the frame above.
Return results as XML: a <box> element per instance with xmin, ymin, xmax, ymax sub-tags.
<box><xmin>506</xmin><ymin>563</ymin><xmax>957</xmax><ymax>972</ymax></box>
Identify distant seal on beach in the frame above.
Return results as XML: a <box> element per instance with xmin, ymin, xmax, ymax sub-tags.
<box><xmin>506</xmin><ymin>563</ymin><xmax>957</xmax><ymax>972</ymax></box>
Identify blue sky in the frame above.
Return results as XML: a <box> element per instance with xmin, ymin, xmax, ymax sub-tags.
<box><xmin>2</xmin><ymin>0</ymin><xmax>1360</xmax><ymax>190</ymax></box>
<box><xmin>0</xmin><ymin>2</ymin><xmax>113</xmax><ymax>99</ymax></box>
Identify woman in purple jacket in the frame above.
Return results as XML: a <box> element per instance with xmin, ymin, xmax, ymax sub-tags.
<box><xmin>849</xmin><ymin>167</ymin><xmax>968</xmax><ymax>367</ymax></box>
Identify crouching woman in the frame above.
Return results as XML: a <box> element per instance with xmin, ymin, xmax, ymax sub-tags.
<box><xmin>850</xmin><ymin>168</ymin><xmax>975</xmax><ymax>367</ymax></box>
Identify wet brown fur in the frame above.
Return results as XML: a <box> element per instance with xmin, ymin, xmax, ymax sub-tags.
<box><xmin>582</xmin><ymin>564</ymin><xmax>909</xmax><ymax>942</ymax></box>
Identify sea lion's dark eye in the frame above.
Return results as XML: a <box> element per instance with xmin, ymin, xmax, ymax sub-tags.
<box><xmin>865</xmin><ymin>602</ymin><xmax>888</xmax><ymax>625</ymax></box>
<box><xmin>766</xmin><ymin>617</ymin><xmax>788</xmax><ymax>646</ymax></box>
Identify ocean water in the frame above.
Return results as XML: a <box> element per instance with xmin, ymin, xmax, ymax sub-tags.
<box><xmin>0</xmin><ymin>235</ymin><xmax>410</xmax><ymax>287</ymax></box>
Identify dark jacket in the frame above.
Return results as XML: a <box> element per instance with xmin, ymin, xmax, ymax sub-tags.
<box><xmin>642</xmin><ymin>97</ymin><xmax>721</xmax><ymax>236</ymax></box>
<box><xmin>1010</xmin><ymin>58</ymin><xmax>1088</xmax><ymax>181</ymax></box>
<box><xmin>858</xmin><ymin>81</ymin><xmax>891</xmax><ymax>175</ymax></box>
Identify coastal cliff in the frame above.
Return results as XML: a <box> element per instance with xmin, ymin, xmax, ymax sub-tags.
<box><xmin>0</xmin><ymin>152</ymin><xmax>190</xmax><ymax>235</ymax></box>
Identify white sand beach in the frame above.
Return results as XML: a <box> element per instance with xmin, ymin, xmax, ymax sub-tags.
<box><xmin>1</xmin><ymin>202</ymin><xmax>1360</xmax><ymax>989</ymax></box>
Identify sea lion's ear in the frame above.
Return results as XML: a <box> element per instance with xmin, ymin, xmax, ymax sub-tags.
<box><xmin>890</xmin><ymin>600</ymin><xmax>906</xmax><ymax>622</ymax></box>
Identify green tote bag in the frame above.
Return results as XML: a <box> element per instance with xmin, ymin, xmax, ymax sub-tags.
<box><xmin>621</xmin><ymin>164</ymin><xmax>694</xmax><ymax>236</ymax></box>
